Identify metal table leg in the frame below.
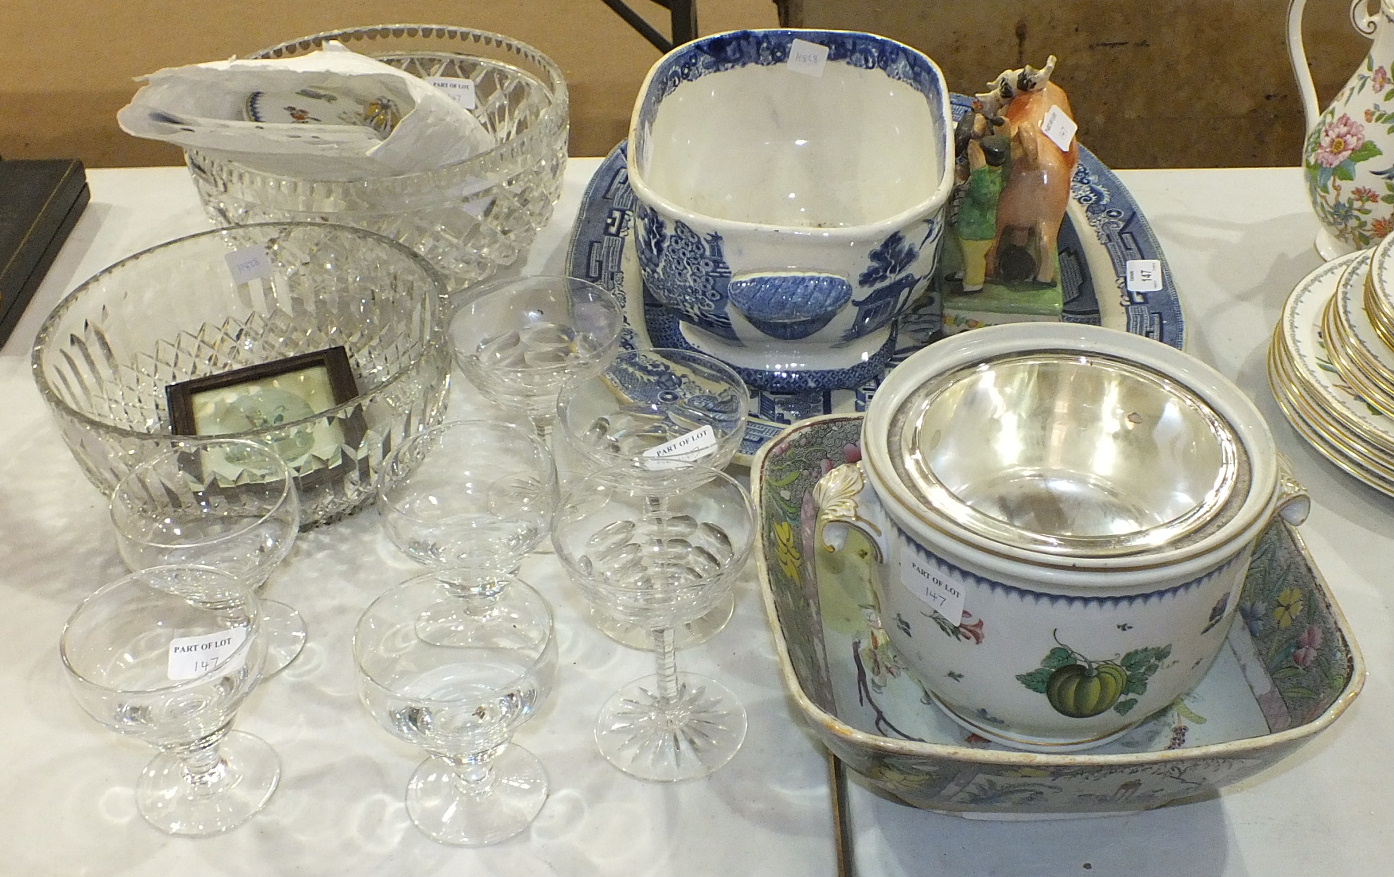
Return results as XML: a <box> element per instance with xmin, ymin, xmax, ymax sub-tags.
<box><xmin>601</xmin><ymin>0</ymin><xmax>699</xmax><ymax>52</ymax></box>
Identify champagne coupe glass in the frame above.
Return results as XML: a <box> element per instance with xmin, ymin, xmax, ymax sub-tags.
<box><xmin>447</xmin><ymin>274</ymin><xmax>624</xmax><ymax>442</ymax></box>
<box><xmin>558</xmin><ymin>347</ymin><xmax>750</xmax><ymax>485</ymax></box>
<box><xmin>558</xmin><ymin>347</ymin><xmax>749</xmax><ymax>647</ymax></box>
<box><xmin>377</xmin><ymin>419</ymin><xmax>558</xmax><ymax>573</ymax></box>
<box><xmin>60</xmin><ymin>565</ymin><xmax>278</xmax><ymax>837</ymax></box>
<box><xmin>353</xmin><ymin>569</ymin><xmax>558</xmax><ymax>846</ymax></box>
<box><xmin>552</xmin><ymin>465</ymin><xmax>756</xmax><ymax>781</ymax></box>
<box><xmin>109</xmin><ymin>438</ymin><xmax>304</xmax><ymax>674</ymax></box>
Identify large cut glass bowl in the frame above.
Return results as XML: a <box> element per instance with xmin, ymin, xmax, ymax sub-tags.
<box><xmin>31</xmin><ymin>222</ymin><xmax>451</xmax><ymax>527</ymax></box>
<box><xmin>185</xmin><ymin>25</ymin><xmax>569</xmax><ymax>292</ymax></box>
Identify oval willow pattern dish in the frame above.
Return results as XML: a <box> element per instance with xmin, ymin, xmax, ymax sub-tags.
<box><xmin>568</xmin><ymin>110</ymin><xmax>1184</xmax><ymax>462</ymax></box>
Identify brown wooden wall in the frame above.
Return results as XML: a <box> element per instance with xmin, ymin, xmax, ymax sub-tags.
<box><xmin>0</xmin><ymin>0</ymin><xmax>778</xmax><ymax>168</ymax></box>
<box><xmin>0</xmin><ymin>0</ymin><xmax>1372</xmax><ymax>169</ymax></box>
<box><xmin>780</xmin><ymin>0</ymin><xmax>1371</xmax><ymax>168</ymax></box>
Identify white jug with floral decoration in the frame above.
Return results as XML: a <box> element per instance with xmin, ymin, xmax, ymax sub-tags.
<box><xmin>1289</xmin><ymin>0</ymin><xmax>1394</xmax><ymax>258</ymax></box>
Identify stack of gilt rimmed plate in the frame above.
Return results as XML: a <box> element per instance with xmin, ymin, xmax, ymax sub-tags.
<box><xmin>1269</xmin><ymin>235</ymin><xmax>1394</xmax><ymax>497</ymax></box>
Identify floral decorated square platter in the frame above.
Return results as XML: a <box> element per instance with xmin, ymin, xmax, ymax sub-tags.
<box><xmin>751</xmin><ymin>413</ymin><xmax>1365</xmax><ymax>818</ymax></box>
<box><xmin>567</xmin><ymin>99</ymin><xmax>1184</xmax><ymax>463</ymax></box>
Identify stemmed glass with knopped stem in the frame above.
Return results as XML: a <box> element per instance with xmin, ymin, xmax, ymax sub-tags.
<box><xmin>552</xmin><ymin>464</ymin><xmax>756</xmax><ymax>781</ymax></box>
<box><xmin>448</xmin><ymin>274</ymin><xmax>624</xmax><ymax>443</ymax></box>
<box><xmin>557</xmin><ymin>347</ymin><xmax>750</xmax><ymax>647</ymax></box>
<box><xmin>60</xmin><ymin>565</ymin><xmax>278</xmax><ymax>837</ymax></box>
<box><xmin>109</xmin><ymin>437</ymin><xmax>304</xmax><ymax>675</ymax></box>
<box><xmin>353</xmin><ymin>569</ymin><xmax>558</xmax><ymax>846</ymax></box>
<box><xmin>377</xmin><ymin>419</ymin><xmax>558</xmax><ymax>577</ymax></box>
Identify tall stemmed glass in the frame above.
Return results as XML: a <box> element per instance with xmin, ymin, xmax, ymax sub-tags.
<box><xmin>558</xmin><ymin>347</ymin><xmax>749</xmax><ymax>646</ymax></box>
<box><xmin>552</xmin><ymin>465</ymin><xmax>755</xmax><ymax>781</ymax></box>
<box><xmin>354</xmin><ymin>570</ymin><xmax>558</xmax><ymax>846</ymax></box>
<box><xmin>109</xmin><ymin>438</ymin><xmax>304</xmax><ymax>674</ymax></box>
<box><xmin>448</xmin><ymin>274</ymin><xmax>624</xmax><ymax>443</ymax></box>
<box><xmin>377</xmin><ymin>419</ymin><xmax>558</xmax><ymax>572</ymax></box>
<box><xmin>60</xmin><ymin>565</ymin><xmax>278</xmax><ymax>837</ymax></box>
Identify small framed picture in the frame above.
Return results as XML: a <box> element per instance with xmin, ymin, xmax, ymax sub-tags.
<box><xmin>166</xmin><ymin>346</ymin><xmax>365</xmax><ymax>481</ymax></box>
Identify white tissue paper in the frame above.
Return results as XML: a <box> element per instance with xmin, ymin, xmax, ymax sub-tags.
<box><xmin>117</xmin><ymin>42</ymin><xmax>497</xmax><ymax>179</ymax></box>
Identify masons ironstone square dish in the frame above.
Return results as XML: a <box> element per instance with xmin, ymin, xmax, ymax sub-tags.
<box><xmin>752</xmin><ymin>413</ymin><xmax>1364</xmax><ymax>817</ymax></box>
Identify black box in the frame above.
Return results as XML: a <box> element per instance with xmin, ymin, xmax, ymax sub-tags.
<box><xmin>0</xmin><ymin>159</ymin><xmax>91</xmax><ymax>348</ymax></box>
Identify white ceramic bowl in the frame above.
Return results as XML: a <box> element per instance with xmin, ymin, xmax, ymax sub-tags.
<box><xmin>813</xmin><ymin>323</ymin><xmax>1309</xmax><ymax>750</ymax></box>
<box><xmin>626</xmin><ymin>29</ymin><xmax>955</xmax><ymax>393</ymax></box>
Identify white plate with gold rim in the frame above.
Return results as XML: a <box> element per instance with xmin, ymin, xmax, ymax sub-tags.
<box><xmin>1270</xmin><ymin>341</ymin><xmax>1394</xmax><ymax>494</ymax></box>
<box><xmin>1328</xmin><ymin>253</ymin><xmax>1394</xmax><ymax>404</ymax></box>
<box><xmin>1272</xmin><ymin>253</ymin><xmax>1394</xmax><ymax>496</ymax></box>
<box><xmin>1363</xmin><ymin>229</ymin><xmax>1394</xmax><ymax>338</ymax></box>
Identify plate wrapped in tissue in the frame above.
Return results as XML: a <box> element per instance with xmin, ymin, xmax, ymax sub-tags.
<box><xmin>122</xmin><ymin>26</ymin><xmax>570</xmax><ymax>290</ymax></box>
<box><xmin>118</xmin><ymin>41</ymin><xmax>496</xmax><ymax>179</ymax></box>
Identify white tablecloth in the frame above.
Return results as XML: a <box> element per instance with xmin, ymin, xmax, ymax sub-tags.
<box><xmin>0</xmin><ymin>161</ymin><xmax>1389</xmax><ymax>876</ymax></box>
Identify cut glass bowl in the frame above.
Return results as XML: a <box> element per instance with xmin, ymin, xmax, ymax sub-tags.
<box><xmin>31</xmin><ymin>222</ymin><xmax>451</xmax><ymax>527</ymax></box>
<box><xmin>185</xmin><ymin>25</ymin><xmax>569</xmax><ymax>291</ymax></box>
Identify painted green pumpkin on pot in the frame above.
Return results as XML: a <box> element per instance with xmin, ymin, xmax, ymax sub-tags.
<box><xmin>1045</xmin><ymin>662</ymin><xmax>1129</xmax><ymax>718</ymax></box>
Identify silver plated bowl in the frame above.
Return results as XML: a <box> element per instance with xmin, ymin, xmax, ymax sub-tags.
<box><xmin>828</xmin><ymin>323</ymin><xmax>1306</xmax><ymax>750</ymax></box>
<box><xmin>886</xmin><ymin>348</ymin><xmax>1244</xmax><ymax>558</ymax></box>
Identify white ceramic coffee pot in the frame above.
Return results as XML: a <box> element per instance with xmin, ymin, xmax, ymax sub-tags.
<box><xmin>1289</xmin><ymin>0</ymin><xmax>1394</xmax><ymax>258</ymax></box>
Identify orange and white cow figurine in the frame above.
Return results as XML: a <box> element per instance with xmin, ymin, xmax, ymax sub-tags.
<box><xmin>978</xmin><ymin>57</ymin><xmax>1078</xmax><ymax>287</ymax></box>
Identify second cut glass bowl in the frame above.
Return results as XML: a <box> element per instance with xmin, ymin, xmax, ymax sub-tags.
<box><xmin>31</xmin><ymin>222</ymin><xmax>451</xmax><ymax>527</ymax></box>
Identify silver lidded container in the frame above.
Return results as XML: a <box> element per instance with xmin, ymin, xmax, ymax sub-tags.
<box><xmin>877</xmin><ymin>344</ymin><xmax>1249</xmax><ymax>561</ymax></box>
<box><xmin>815</xmin><ymin>322</ymin><xmax>1307</xmax><ymax>750</ymax></box>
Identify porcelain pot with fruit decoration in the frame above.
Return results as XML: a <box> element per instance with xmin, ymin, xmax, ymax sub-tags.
<box><xmin>1289</xmin><ymin>0</ymin><xmax>1394</xmax><ymax>258</ymax></box>
<box><xmin>812</xmin><ymin>323</ymin><xmax>1310</xmax><ymax>751</ymax></box>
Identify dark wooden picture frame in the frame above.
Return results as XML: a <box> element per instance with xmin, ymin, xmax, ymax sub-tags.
<box><xmin>166</xmin><ymin>346</ymin><xmax>365</xmax><ymax>481</ymax></box>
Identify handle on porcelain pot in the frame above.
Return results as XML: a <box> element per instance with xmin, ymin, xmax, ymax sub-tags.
<box><xmin>1275</xmin><ymin>453</ymin><xmax>1312</xmax><ymax>526</ymax></box>
<box><xmin>813</xmin><ymin>462</ymin><xmax>889</xmax><ymax>563</ymax></box>
<box><xmin>727</xmin><ymin>271</ymin><xmax>853</xmax><ymax>341</ymax></box>
<box><xmin>812</xmin><ymin>462</ymin><xmax>894</xmax><ymax>634</ymax></box>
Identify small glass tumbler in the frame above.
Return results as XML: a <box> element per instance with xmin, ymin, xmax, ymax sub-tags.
<box><xmin>354</xmin><ymin>569</ymin><xmax>558</xmax><ymax>845</ymax></box>
<box><xmin>60</xmin><ymin>565</ymin><xmax>278</xmax><ymax>837</ymax></box>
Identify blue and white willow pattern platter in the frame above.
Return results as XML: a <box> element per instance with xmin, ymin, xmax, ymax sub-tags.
<box><xmin>567</xmin><ymin>103</ymin><xmax>1184</xmax><ymax>462</ymax></box>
